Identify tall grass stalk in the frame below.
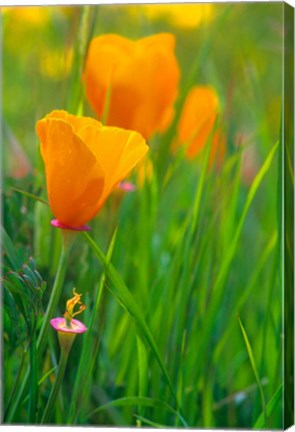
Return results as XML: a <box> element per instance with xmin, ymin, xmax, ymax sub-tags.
<box><xmin>238</xmin><ymin>316</ymin><xmax>268</xmax><ymax>428</ymax></box>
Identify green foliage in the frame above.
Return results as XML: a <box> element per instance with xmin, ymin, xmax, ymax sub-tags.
<box><xmin>2</xmin><ymin>229</ymin><xmax>46</xmax><ymax>336</ymax></box>
<box><xmin>2</xmin><ymin>232</ymin><xmax>46</xmax><ymax>420</ymax></box>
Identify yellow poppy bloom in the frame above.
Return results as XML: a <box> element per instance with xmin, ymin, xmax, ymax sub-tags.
<box><xmin>177</xmin><ymin>86</ymin><xmax>225</xmax><ymax>163</ymax></box>
<box><xmin>1</xmin><ymin>6</ymin><xmax>51</xmax><ymax>27</ymax></box>
<box><xmin>84</xmin><ymin>33</ymin><xmax>180</xmax><ymax>140</ymax></box>
<box><xmin>36</xmin><ymin>110</ymin><xmax>148</xmax><ymax>228</ymax></box>
<box><xmin>139</xmin><ymin>4</ymin><xmax>214</xmax><ymax>29</ymax></box>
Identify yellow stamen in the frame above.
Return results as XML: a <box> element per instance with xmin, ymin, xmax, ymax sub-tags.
<box><xmin>64</xmin><ymin>288</ymin><xmax>86</xmax><ymax>326</ymax></box>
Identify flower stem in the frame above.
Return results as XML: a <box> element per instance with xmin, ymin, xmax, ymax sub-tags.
<box><xmin>37</xmin><ymin>244</ymin><xmax>70</xmax><ymax>357</ymax></box>
<box><xmin>41</xmin><ymin>350</ymin><xmax>69</xmax><ymax>424</ymax></box>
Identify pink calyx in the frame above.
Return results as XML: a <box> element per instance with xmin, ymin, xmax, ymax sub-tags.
<box><xmin>51</xmin><ymin>219</ymin><xmax>91</xmax><ymax>232</ymax></box>
<box><xmin>50</xmin><ymin>317</ymin><xmax>88</xmax><ymax>334</ymax></box>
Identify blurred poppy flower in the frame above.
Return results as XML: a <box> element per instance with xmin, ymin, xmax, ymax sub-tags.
<box><xmin>3</xmin><ymin>6</ymin><xmax>51</xmax><ymax>60</ymax></box>
<box><xmin>1</xmin><ymin>6</ymin><xmax>51</xmax><ymax>27</ymax></box>
<box><xmin>84</xmin><ymin>33</ymin><xmax>180</xmax><ymax>140</ymax></box>
<box><xmin>36</xmin><ymin>110</ymin><xmax>148</xmax><ymax>229</ymax></box>
<box><xmin>3</xmin><ymin>5</ymin><xmax>73</xmax><ymax>81</ymax></box>
<box><xmin>138</xmin><ymin>4</ymin><xmax>214</xmax><ymax>29</ymax></box>
<box><xmin>176</xmin><ymin>86</ymin><xmax>225</xmax><ymax>164</ymax></box>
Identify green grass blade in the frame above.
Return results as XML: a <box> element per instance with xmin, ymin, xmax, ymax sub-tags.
<box><xmin>83</xmin><ymin>232</ymin><xmax>178</xmax><ymax>406</ymax></box>
<box><xmin>195</xmin><ymin>141</ymin><xmax>279</xmax><ymax>363</ymax></box>
<box><xmin>253</xmin><ymin>385</ymin><xmax>282</xmax><ymax>428</ymax></box>
<box><xmin>238</xmin><ymin>316</ymin><xmax>267</xmax><ymax>428</ymax></box>
<box><xmin>10</xmin><ymin>187</ymin><xmax>49</xmax><ymax>206</ymax></box>
<box><xmin>4</xmin><ymin>347</ymin><xmax>27</xmax><ymax>418</ymax></box>
<box><xmin>214</xmin><ymin>141</ymin><xmax>279</xmax><ymax>296</ymax></box>
<box><xmin>213</xmin><ymin>231</ymin><xmax>277</xmax><ymax>363</ymax></box>
<box><xmin>190</xmin><ymin>132</ymin><xmax>213</xmax><ymax>236</ymax></box>
<box><xmin>86</xmin><ymin>396</ymin><xmax>188</xmax><ymax>427</ymax></box>
<box><xmin>67</xmin><ymin>5</ymin><xmax>98</xmax><ymax>114</ymax></box>
<box><xmin>22</xmin><ymin>367</ymin><xmax>57</xmax><ymax>406</ymax></box>
<box><xmin>136</xmin><ymin>334</ymin><xmax>148</xmax><ymax>421</ymax></box>
<box><xmin>176</xmin><ymin>330</ymin><xmax>186</xmax><ymax>421</ymax></box>
<box><xmin>134</xmin><ymin>414</ymin><xmax>170</xmax><ymax>428</ymax></box>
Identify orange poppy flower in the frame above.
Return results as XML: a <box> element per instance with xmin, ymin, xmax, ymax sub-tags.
<box><xmin>36</xmin><ymin>110</ymin><xmax>148</xmax><ymax>229</ymax></box>
<box><xmin>83</xmin><ymin>33</ymin><xmax>180</xmax><ymax>140</ymax></box>
<box><xmin>177</xmin><ymin>86</ymin><xmax>225</xmax><ymax>163</ymax></box>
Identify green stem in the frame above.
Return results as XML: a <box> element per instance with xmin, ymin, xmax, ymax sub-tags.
<box><xmin>68</xmin><ymin>5</ymin><xmax>97</xmax><ymax>114</ymax></box>
<box><xmin>37</xmin><ymin>245</ymin><xmax>69</xmax><ymax>357</ymax></box>
<box><xmin>41</xmin><ymin>350</ymin><xmax>69</xmax><ymax>424</ymax></box>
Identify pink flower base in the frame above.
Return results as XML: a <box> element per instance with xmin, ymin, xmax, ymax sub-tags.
<box><xmin>51</xmin><ymin>219</ymin><xmax>91</xmax><ymax>232</ymax></box>
<box><xmin>50</xmin><ymin>317</ymin><xmax>88</xmax><ymax>334</ymax></box>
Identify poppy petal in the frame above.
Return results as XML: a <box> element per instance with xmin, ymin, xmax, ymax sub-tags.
<box><xmin>177</xmin><ymin>86</ymin><xmax>220</xmax><ymax>158</ymax></box>
<box><xmin>36</xmin><ymin>117</ymin><xmax>105</xmax><ymax>227</ymax></box>
<box><xmin>84</xmin><ymin>33</ymin><xmax>180</xmax><ymax>139</ymax></box>
<box><xmin>78</xmin><ymin>125</ymin><xmax>148</xmax><ymax>206</ymax></box>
